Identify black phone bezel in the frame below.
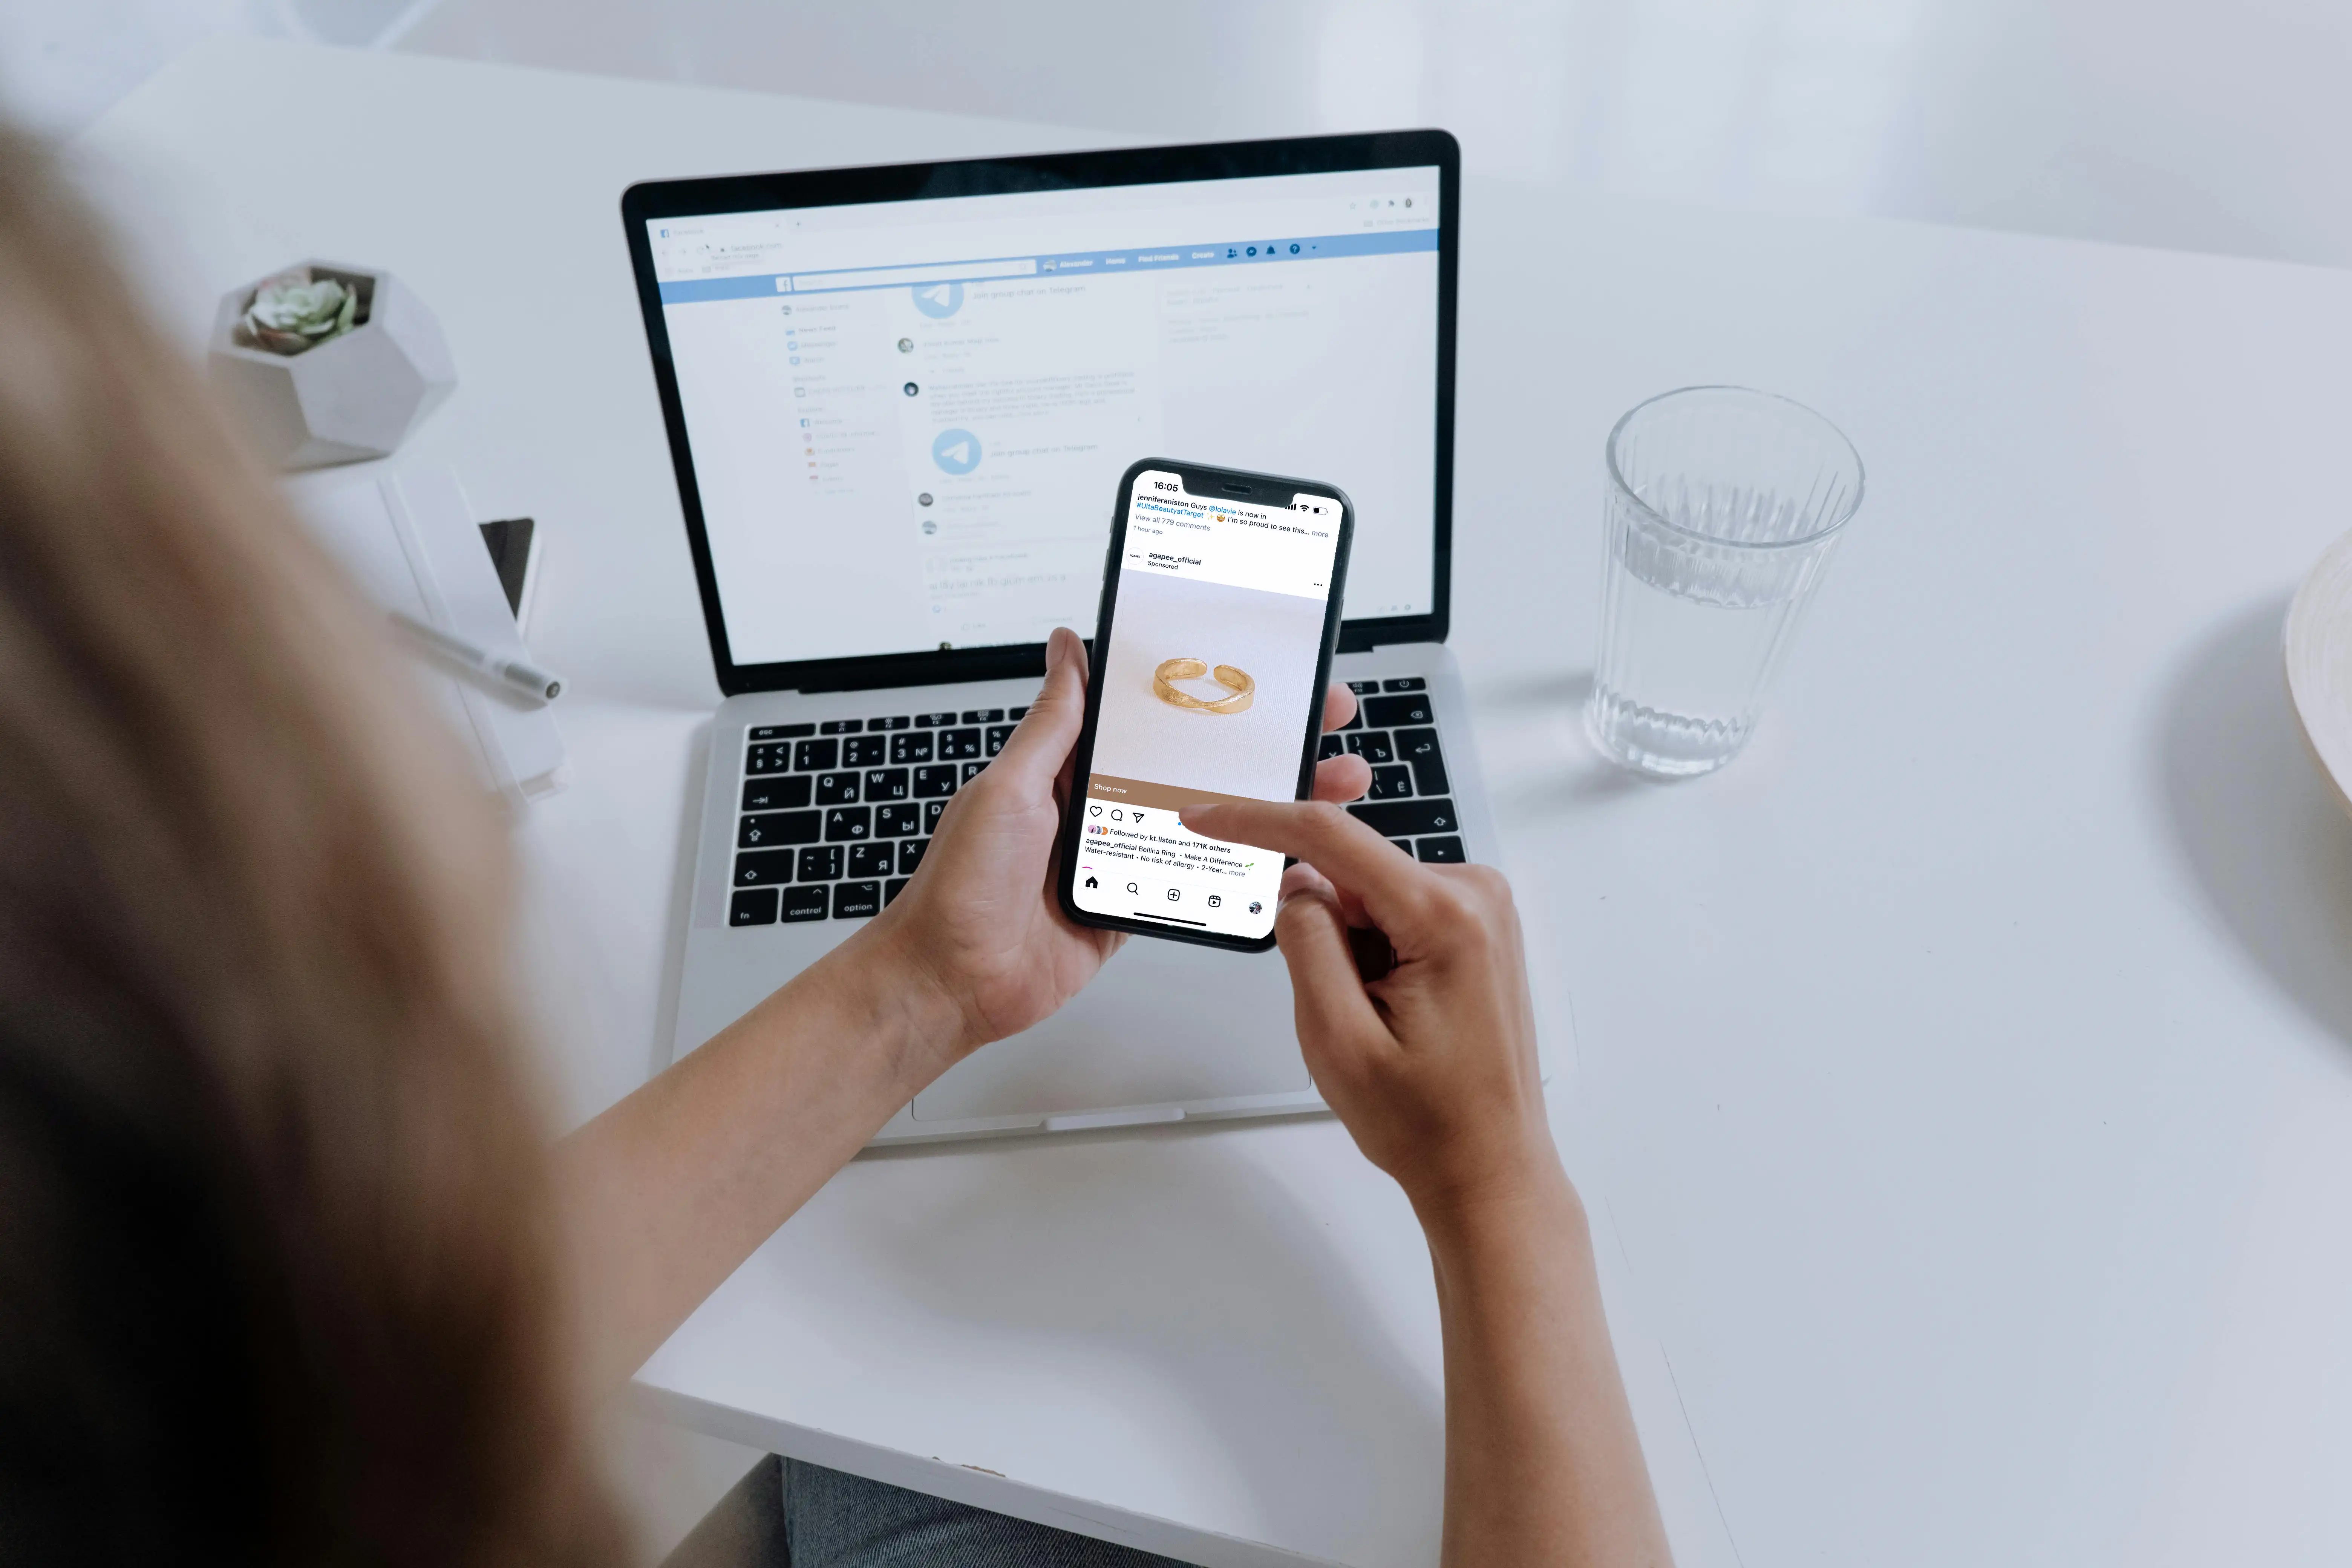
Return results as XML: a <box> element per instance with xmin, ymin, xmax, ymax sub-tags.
<box><xmin>619</xmin><ymin>129</ymin><xmax>1456</xmax><ymax>695</ymax></box>
<box><xmin>1053</xmin><ymin>457</ymin><xmax>1354</xmax><ymax>953</ymax></box>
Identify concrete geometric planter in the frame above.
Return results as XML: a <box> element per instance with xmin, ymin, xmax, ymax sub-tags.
<box><xmin>207</xmin><ymin>262</ymin><xmax>457</xmax><ymax>470</ymax></box>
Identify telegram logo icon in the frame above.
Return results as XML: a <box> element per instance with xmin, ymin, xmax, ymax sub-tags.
<box><xmin>931</xmin><ymin>428</ymin><xmax>981</xmax><ymax>475</ymax></box>
<box><xmin>911</xmin><ymin>281</ymin><xmax>964</xmax><ymax>318</ymax></box>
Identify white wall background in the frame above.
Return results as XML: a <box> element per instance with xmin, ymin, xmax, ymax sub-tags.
<box><xmin>11</xmin><ymin>0</ymin><xmax>2352</xmax><ymax>271</ymax></box>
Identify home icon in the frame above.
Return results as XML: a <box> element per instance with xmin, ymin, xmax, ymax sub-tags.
<box><xmin>1084</xmin><ymin>876</ymin><xmax>1098</xmax><ymax>888</ymax></box>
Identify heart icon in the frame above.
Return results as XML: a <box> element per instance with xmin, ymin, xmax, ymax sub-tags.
<box><xmin>1088</xmin><ymin>805</ymin><xmax>1102</xmax><ymax>816</ymax></box>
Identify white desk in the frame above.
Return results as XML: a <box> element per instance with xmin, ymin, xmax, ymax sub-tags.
<box><xmin>82</xmin><ymin>40</ymin><xmax>2352</xmax><ymax>1568</ymax></box>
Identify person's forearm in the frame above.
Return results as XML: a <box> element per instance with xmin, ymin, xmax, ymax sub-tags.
<box><xmin>1418</xmin><ymin>1165</ymin><xmax>1674</xmax><ymax>1568</ymax></box>
<box><xmin>554</xmin><ymin>929</ymin><xmax>960</xmax><ymax>1394</ymax></box>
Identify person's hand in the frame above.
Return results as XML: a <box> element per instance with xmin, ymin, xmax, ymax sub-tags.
<box><xmin>860</xmin><ymin>626</ymin><xmax>1375</xmax><ymax>1084</ymax></box>
<box><xmin>1174</xmin><ymin>798</ymin><xmax>1557</xmax><ymax>1219</ymax></box>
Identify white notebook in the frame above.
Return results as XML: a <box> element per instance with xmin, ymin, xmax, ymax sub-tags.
<box><xmin>303</xmin><ymin>466</ymin><xmax>568</xmax><ymax>805</ymax></box>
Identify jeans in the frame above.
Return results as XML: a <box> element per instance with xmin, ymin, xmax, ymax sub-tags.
<box><xmin>663</xmin><ymin>1455</ymin><xmax>1194</xmax><ymax>1568</ymax></box>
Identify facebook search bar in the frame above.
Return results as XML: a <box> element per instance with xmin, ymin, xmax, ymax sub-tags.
<box><xmin>785</xmin><ymin>258</ymin><xmax>1038</xmax><ymax>292</ymax></box>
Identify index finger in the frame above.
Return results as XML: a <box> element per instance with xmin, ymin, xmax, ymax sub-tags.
<box><xmin>1179</xmin><ymin>798</ymin><xmax>1435</xmax><ymax>930</ymax></box>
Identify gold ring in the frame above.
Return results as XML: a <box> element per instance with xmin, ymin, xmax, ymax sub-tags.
<box><xmin>1153</xmin><ymin>657</ymin><xmax>1254</xmax><ymax>714</ymax></box>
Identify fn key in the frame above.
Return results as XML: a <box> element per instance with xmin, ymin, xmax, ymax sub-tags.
<box><xmin>729</xmin><ymin>888</ymin><xmax>778</xmax><ymax>925</ymax></box>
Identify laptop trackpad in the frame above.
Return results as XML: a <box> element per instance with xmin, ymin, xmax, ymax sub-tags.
<box><xmin>911</xmin><ymin>937</ymin><xmax>1310</xmax><ymax>1121</ymax></box>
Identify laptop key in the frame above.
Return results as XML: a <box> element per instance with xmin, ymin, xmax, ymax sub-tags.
<box><xmin>814</xmin><ymin>771</ymin><xmax>860</xmax><ymax>805</ymax></box>
<box><xmin>1381</xmin><ymin>677</ymin><xmax>1427</xmax><ymax>692</ymax></box>
<box><xmin>833</xmin><ymin>881</ymin><xmax>882</xmax><ymax>920</ymax></box>
<box><xmin>1009</xmin><ymin>705</ymin><xmax>1028</xmax><ymax>719</ymax></box>
<box><xmin>1363</xmin><ymin>693</ymin><xmax>1432</xmax><ymax>729</ymax></box>
<box><xmin>961</xmin><ymin>760</ymin><xmax>986</xmax><ymax>784</ymax></box>
<box><xmin>864</xmin><ymin>767</ymin><xmax>910</xmax><ymax>801</ymax></box>
<box><xmin>890</xmin><ymin>731</ymin><xmax>934</xmax><ymax>765</ymax></box>
<box><xmin>884</xmin><ymin>877</ymin><xmax>911</xmax><ymax>906</ymax></box>
<box><xmin>847</xmin><ymin>841</ymin><xmax>895</xmax><ymax>879</ymax></box>
<box><xmin>842</xmin><ymin>734</ymin><xmax>886</xmax><ymax>767</ymax></box>
<box><xmin>985</xmin><ymin>724</ymin><xmax>1015</xmax><ymax>755</ymax></box>
<box><xmin>746</xmin><ymin>743</ymin><xmax>792</xmax><ymax>775</ymax></box>
<box><xmin>781</xmin><ymin>884</ymin><xmax>829</xmax><ymax>922</ymax></box>
<box><xmin>1347</xmin><ymin>679</ymin><xmax>1379</xmax><ymax>695</ymax></box>
<box><xmin>741</xmin><ymin>775</ymin><xmax>812</xmax><ymax>813</ymax></box>
<box><xmin>738</xmin><ymin>811</ymin><xmax>806</xmax><ymax>849</ymax></box>
<box><xmin>922</xmin><ymin>799</ymin><xmax>949</xmax><ymax>834</ymax></box>
<box><xmin>912</xmin><ymin>765</ymin><xmax>959</xmax><ymax>798</ymax></box>
<box><xmin>916</xmin><ymin>710</ymin><xmax>956</xmax><ymax>727</ymax></box>
<box><xmin>729</xmin><ymin>888</ymin><xmax>778</xmax><ymax>926</ymax></box>
<box><xmin>732</xmin><ymin>848</ymin><xmax>797</xmax><ymax>887</ymax></box>
<box><xmin>961</xmin><ymin>707</ymin><xmax>1004</xmax><ymax>724</ymax></box>
<box><xmin>1346</xmin><ymin>730</ymin><xmax>1396</xmax><ymax>765</ymax></box>
<box><xmin>1347</xmin><ymin>798</ymin><xmax>1457</xmax><ymax>838</ymax></box>
<box><xmin>749</xmin><ymin>725</ymin><xmax>786</xmax><ymax>741</ymax></box>
<box><xmin>819</xmin><ymin>718</ymin><xmax>863</xmax><ymax>734</ymax></box>
<box><xmin>868</xmin><ymin>715</ymin><xmax>911</xmax><ymax>731</ymax></box>
<box><xmin>793</xmin><ymin>737</ymin><xmax>838</xmax><ymax>772</ymax></box>
<box><xmin>1416</xmin><ymin>836</ymin><xmax>1467</xmax><ymax>864</ymax></box>
<box><xmin>1368</xmin><ymin>765</ymin><xmax>1415</xmax><ymax>800</ymax></box>
<box><xmin>897</xmin><ymin>836</ymin><xmax>928</xmax><ymax>875</ymax></box>
<box><xmin>798</xmin><ymin>844</ymin><xmax>843</xmax><ymax>882</ymax></box>
<box><xmin>1395</xmin><ymin>728</ymin><xmax>1449</xmax><ymax>795</ymax></box>
<box><xmin>1318</xmin><ymin>733</ymin><xmax>1343</xmax><ymax>761</ymax></box>
<box><xmin>940</xmin><ymin>727</ymin><xmax>983</xmax><ymax>760</ymax></box>
<box><xmin>733</xmin><ymin>810</ymin><xmax>818</xmax><ymax>851</ymax></box>
<box><xmin>824</xmin><ymin>806</ymin><xmax>872</xmax><ymax>841</ymax></box>
<box><xmin>875</xmin><ymin>802</ymin><xmax>922</xmax><ymax>837</ymax></box>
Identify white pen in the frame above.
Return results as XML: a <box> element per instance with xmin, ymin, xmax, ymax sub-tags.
<box><xmin>389</xmin><ymin>610</ymin><xmax>565</xmax><ymax>703</ymax></box>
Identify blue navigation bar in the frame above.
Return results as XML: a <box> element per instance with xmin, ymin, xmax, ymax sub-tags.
<box><xmin>657</xmin><ymin>227</ymin><xmax>1436</xmax><ymax>305</ymax></box>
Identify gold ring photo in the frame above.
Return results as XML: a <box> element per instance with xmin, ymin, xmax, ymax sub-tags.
<box><xmin>1152</xmin><ymin>657</ymin><xmax>1255</xmax><ymax>714</ymax></box>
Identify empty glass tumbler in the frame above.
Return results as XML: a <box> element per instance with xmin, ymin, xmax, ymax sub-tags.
<box><xmin>1585</xmin><ymin>386</ymin><xmax>1864</xmax><ymax>776</ymax></box>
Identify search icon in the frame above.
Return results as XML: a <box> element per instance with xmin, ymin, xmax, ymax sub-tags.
<box><xmin>1127</xmin><ymin>882</ymin><xmax>1139</xmax><ymax>894</ymax></box>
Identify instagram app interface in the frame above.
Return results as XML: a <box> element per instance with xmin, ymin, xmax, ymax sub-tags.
<box><xmin>1073</xmin><ymin>469</ymin><xmax>1342</xmax><ymax>940</ymax></box>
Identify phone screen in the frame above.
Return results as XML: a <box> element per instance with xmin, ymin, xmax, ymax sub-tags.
<box><xmin>1070</xmin><ymin>467</ymin><xmax>1346</xmax><ymax>942</ymax></box>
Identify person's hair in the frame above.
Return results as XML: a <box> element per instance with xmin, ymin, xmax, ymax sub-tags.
<box><xmin>0</xmin><ymin>129</ymin><xmax>622</xmax><ymax>1565</ymax></box>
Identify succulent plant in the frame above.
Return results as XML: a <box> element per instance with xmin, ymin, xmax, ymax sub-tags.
<box><xmin>236</xmin><ymin>268</ymin><xmax>361</xmax><ymax>356</ymax></box>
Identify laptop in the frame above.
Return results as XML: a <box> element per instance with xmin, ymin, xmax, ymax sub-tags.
<box><xmin>622</xmin><ymin>130</ymin><xmax>1501</xmax><ymax>1144</ymax></box>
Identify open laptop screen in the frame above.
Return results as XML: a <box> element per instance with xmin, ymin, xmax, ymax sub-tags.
<box><xmin>627</xmin><ymin>136</ymin><xmax>1455</xmax><ymax>689</ymax></box>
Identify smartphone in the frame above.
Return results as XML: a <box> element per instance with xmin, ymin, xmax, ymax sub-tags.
<box><xmin>1057</xmin><ymin>458</ymin><xmax>1354</xmax><ymax>952</ymax></box>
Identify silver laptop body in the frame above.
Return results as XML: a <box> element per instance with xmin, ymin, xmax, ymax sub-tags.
<box><xmin>624</xmin><ymin>131</ymin><xmax>1487</xmax><ymax>1142</ymax></box>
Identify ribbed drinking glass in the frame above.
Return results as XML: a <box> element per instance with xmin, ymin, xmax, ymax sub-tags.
<box><xmin>1586</xmin><ymin>386</ymin><xmax>1864</xmax><ymax>776</ymax></box>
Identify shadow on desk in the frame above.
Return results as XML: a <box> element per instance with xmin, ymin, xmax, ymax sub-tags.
<box><xmin>848</xmin><ymin>1125</ymin><xmax>1446</xmax><ymax>1562</ymax></box>
<box><xmin>2159</xmin><ymin>594</ymin><xmax>2352</xmax><ymax>1055</ymax></box>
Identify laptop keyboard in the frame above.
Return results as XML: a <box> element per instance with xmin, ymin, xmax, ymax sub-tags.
<box><xmin>1331</xmin><ymin>677</ymin><xmax>1466</xmax><ymax>865</ymax></box>
<box><xmin>726</xmin><ymin>678</ymin><xmax>1462</xmax><ymax>927</ymax></box>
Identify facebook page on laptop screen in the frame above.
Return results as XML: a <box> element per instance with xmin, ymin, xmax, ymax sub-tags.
<box><xmin>648</xmin><ymin>166</ymin><xmax>1440</xmax><ymax>666</ymax></box>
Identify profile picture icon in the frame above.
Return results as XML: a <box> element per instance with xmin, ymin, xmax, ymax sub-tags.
<box><xmin>897</xmin><ymin>337</ymin><xmax>913</xmax><ymax>353</ymax></box>
<box><xmin>903</xmin><ymin>381</ymin><xmax>919</xmax><ymax>397</ymax></box>
<box><xmin>1248</xmin><ymin>900</ymin><xmax>1262</xmax><ymax>915</ymax></box>
<box><xmin>917</xmin><ymin>492</ymin><xmax>933</xmax><ymax>507</ymax></box>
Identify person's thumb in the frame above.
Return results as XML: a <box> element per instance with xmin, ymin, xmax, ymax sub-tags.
<box><xmin>993</xmin><ymin>626</ymin><xmax>1088</xmax><ymax>788</ymax></box>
